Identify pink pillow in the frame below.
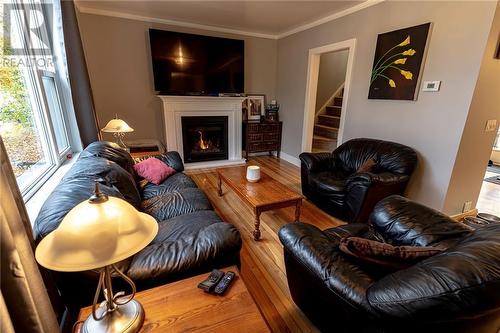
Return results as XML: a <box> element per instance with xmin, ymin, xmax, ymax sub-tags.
<box><xmin>133</xmin><ymin>157</ymin><xmax>176</xmax><ymax>185</ymax></box>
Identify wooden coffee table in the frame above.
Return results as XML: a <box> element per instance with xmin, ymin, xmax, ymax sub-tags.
<box><xmin>76</xmin><ymin>266</ymin><xmax>269</xmax><ymax>332</ymax></box>
<box><xmin>217</xmin><ymin>166</ymin><xmax>303</xmax><ymax>240</ymax></box>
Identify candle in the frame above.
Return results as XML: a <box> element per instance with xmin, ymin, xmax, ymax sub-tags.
<box><xmin>246</xmin><ymin>166</ymin><xmax>261</xmax><ymax>183</ymax></box>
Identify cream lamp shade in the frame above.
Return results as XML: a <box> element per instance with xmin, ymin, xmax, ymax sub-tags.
<box><xmin>35</xmin><ymin>191</ymin><xmax>158</xmax><ymax>272</ymax></box>
<box><xmin>101</xmin><ymin>118</ymin><xmax>134</xmax><ymax>133</ymax></box>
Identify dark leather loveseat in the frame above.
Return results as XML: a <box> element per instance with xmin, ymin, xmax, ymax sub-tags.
<box><xmin>34</xmin><ymin>142</ymin><xmax>242</xmax><ymax>309</ymax></box>
<box><xmin>300</xmin><ymin>138</ymin><xmax>417</xmax><ymax>222</ymax></box>
<box><xmin>279</xmin><ymin>195</ymin><xmax>500</xmax><ymax>333</ymax></box>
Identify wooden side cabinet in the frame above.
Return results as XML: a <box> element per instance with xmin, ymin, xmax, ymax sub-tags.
<box><xmin>243</xmin><ymin>121</ymin><xmax>282</xmax><ymax>161</ymax></box>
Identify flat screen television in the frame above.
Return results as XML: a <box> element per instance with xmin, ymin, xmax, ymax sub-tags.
<box><xmin>149</xmin><ymin>29</ymin><xmax>244</xmax><ymax>95</ymax></box>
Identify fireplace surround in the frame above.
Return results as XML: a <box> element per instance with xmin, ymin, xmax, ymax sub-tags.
<box><xmin>159</xmin><ymin>96</ymin><xmax>246</xmax><ymax>169</ymax></box>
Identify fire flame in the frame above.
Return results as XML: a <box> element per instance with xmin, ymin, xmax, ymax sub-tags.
<box><xmin>198</xmin><ymin>131</ymin><xmax>208</xmax><ymax>150</ymax></box>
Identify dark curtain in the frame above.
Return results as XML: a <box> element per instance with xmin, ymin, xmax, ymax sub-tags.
<box><xmin>0</xmin><ymin>137</ymin><xmax>60</xmax><ymax>333</ymax></box>
<box><xmin>61</xmin><ymin>0</ymin><xmax>100</xmax><ymax>147</ymax></box>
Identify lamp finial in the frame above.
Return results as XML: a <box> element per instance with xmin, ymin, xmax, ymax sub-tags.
<box><xmin>89</xmin><ymin>181</ymin><xmax>109</xmax><ymax>203</ymax></box>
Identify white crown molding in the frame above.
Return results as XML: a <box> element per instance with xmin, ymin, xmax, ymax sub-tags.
<box><xmin>75</xmin><ymin>4</ymin><xmax>278</xmax><ymax>39</ymax></box>
<box><xmin>277</xmin><ymin>0</ymin><xmax>385</xmax><ymax>39</ymax></box>
<box><xmin>75</xmin><ymin>1</ymin><xmax>384</xmax><ymax>40</ymax></box>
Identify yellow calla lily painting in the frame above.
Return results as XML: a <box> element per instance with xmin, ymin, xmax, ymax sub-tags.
<box><xmin>369</xmin><ymin>23</ymin><xmax>431</xmax><ymax>100</ymax></box>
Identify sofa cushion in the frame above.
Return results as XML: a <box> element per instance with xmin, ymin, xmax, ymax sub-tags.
<box><xmin>367</xmin><ymin>223</ymin><xmax>500</xmax><ymax>321</ymax></box>
<box><xmin>141</xmin><ymin>173</ymin><xmax>198</xmax><ymax>200</ymax></box>
<box><xmin>339</xmin><ymin>237</ymin><xmax>443</xmax><ymax>270</ymax></box>
<box><xmin>133</xmin><ymin>157</ymin><xmax>176</xmax><ymax>185</ymax></box>
<box><xmin>80</xmin><ymin>141</ymin><xmax>136</xmax><ymax>176</ymax></box>
<box><xmin>309</xmin><ymin>170</ymin><xmax>350</xmax><ymax>204</ymax></box>
<box><xmin>141</xmin><ymin>188</ymin><xmax>212</xmax><ymax>221</ymax></box>
<box><xmin>63</xmin><ymin>156</ymin><xmax>141</xmax><ymax>208</ymax></box>
<box><xmin>127</xmin><ymin>210</ymin><xmax>242</xmax><ymax>280</ymax></box>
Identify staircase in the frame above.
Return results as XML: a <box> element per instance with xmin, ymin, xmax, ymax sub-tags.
<box><xmin>312</xmin><ymin>89</ymin><xmax>343</xmax><ymax>152</ymax></box>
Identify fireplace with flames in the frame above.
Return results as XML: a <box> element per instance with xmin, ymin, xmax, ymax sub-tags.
<box><xmin>181</xmin><ymin>116</ymin><xmax>228</xmax><ymax>163</ymax></box>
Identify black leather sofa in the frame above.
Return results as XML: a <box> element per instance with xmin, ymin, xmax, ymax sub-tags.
<box><xmin>34</xmin><ymin>142</ymin><xmax>242</xmax><ymax>309</ymax></box>
<box><xmin>279</xmin><ymin>195</ymin><xmax>500</xmax><ymax>333</ymax></box>
<box><xmin>300</xmin><ymin>138</ymin><xmax>417</xmax><ymax>222</ymax></box>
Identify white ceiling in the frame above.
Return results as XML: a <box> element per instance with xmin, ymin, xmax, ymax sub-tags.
<box><xmin>76</xmin><ymin>1</ymin><xmax>369</xmax><ymax>38</ymax></box>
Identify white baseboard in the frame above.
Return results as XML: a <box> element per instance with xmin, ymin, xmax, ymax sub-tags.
<box><xmin>279</xmin><ymin>152</ymin><xmax>301</xmax><ymax>167</ymax></box>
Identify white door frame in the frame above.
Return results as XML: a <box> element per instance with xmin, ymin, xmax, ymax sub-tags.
<box><xmin>301</xmin><ymin>38</ymin><xmax>356</xmax><ymax>152</ymax></box>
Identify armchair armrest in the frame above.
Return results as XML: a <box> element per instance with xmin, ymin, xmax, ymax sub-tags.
<box><xmin>347</xmin><ymin>172</ymin><xmax>408</xmax><ymax>187</ymax></box>
<box><xmin>299</xmin><ymin>152</ymin><xmax>332</xmax><ymax>173</ymax></box>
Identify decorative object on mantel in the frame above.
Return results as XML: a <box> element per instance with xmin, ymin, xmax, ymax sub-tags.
<box><xmin>369</xmin><ymin>23</ymin><xmax>431</xmax><ymax>100</ymax></box>
<box><xmin>246</xmin><ymin>165</ymin><xmax>261</xmax><ymax>183</ymax></box>
<box><xmin>101</xmin><ymin>115</ymin><xmax>134</xmax><ymax>149</ymax></box>
<box><xmin>243</xmin><ymin>95</ymin><xmax>265</xmax><ymax>121</ymax></box>
<box><xmin>265</xmin><ymin>100</ymin><xmax>280</xmax><ymax>122</ymax></box>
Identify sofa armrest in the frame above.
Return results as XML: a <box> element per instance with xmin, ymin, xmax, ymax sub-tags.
<box><xmin>134</xmin><ymin>151</ymin><xmax>185</xmax><ymax>172</ymax></box>
<box><xmin>299</xmin><ymin>152</ymin><xmax>332</xmax><ymax>173</ymax></box>
<box><xmin>369</xmin><ymin>195</ymin><xmax>473</xmax><ymax>248</ymax></box>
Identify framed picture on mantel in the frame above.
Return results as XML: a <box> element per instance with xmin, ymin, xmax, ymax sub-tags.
<box><xmin>369</xmin><ymin>23</ymin><xmax>432</xmax><ymax>101</ymax></box>
<box><xmin>243</xmin><ymin>95</ymin><xmax>265</xmax><ymax>121</ymax></box>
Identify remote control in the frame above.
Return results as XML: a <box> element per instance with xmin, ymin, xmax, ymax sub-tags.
<box><xmin>214</xmin><ymin>271</ymin><xmax>236</xmax><ymax>295</ymax></box>
<box><xmin>197</xmin><ymin>269</ymin><xmax>225</xmax><ymax>293</ymax></box>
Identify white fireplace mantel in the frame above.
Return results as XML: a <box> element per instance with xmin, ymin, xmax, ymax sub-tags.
<box><xmin>158</xmin><ymin>95</ymin><xmax>246</xmax><ymax>169</ymax></box>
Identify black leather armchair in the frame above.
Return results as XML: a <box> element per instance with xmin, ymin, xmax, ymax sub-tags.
<box><xmin>279</xmin><ymin>195</ymin><xmax>500</xmax><ymax>333</ymax></box>
<box><xmin>300</xmin><ymin>138</ymin><xmax>417</xmax><ymax>222</ymax></box>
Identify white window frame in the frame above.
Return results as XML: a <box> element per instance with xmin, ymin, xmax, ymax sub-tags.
<box><xmin>5</xmin><ymin>0</ymin><xmax>80</xmax><ymax>201</ymax></box>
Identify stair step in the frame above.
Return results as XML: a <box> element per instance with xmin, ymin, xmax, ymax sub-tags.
<box><xmin>313</xmin><ymin>125</ymin><xmax>338</xmax><ymax>139</ymax></box>
<box><xmin>325</xmin><ymin>106</ymin><xmax>342</xmax><ymax>117</ymax></box>
<box><xmin>317</xmin><ymin>114</ymin><xmax>340</xmax><ymax>128</ymax></box>
<box><xmin>333</xmin><ymin>97</ymin><xmax>343</xmax><ymax>107</ymax></box>
<box><xmin>312</xmin><ymin>135</ymin><xmax>337</xmax><ymax>152</ymax></box>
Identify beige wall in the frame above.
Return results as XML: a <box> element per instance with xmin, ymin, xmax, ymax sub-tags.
<box><xmin>443</xmin><ymin>1</ymin><xmax>500</xmax><ymax>214</ymax></box>
<box><xmin>315</xmin><ymin>50</ymin><xmax>349</xmax><ymax>111</ymax></box>
<box><xmin>276</xmin><ymin>1</ymin><xmax>496</xmax><ymax>211</ymax></box>
<box><xmin>76</xmin><ymin>12</ymin><xmax>277</xmax><ymax>142</ymax></box>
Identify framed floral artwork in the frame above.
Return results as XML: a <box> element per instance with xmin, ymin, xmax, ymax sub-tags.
<box><xmin>369</xmin><ymin>23</ymin><xmax>432</xmax><ymax>100</ymax></box>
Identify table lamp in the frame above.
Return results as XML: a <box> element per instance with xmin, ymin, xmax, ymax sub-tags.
<box><xmin>101</xmin><ymin>116</ymin><xmax>134</xmax><ymax>149</ymax></box>
<box><xmin>35</xmin><ymin>182</ymin><xmax>158</xmax><ymax>333</ymax></box>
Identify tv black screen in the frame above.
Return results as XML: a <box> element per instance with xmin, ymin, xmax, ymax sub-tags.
<box><xmin>149</xmin><ymin>29</ymin><xmax>244</xmax><ymax>95</ymax></box>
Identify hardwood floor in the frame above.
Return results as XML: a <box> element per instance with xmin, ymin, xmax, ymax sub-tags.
<box><xmin>186</xmin><ymin>156</ymin><xmax>344</xmax><ymax>333</ymax></box>
<box><xmin>477</xmin><ymin>171</ymin><xmax>500</xmax><ymax>217</ymax></box>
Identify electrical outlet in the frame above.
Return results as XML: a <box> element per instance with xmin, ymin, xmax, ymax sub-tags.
<box><xmin>463</xmin><ymin>201</ymin><xmax>473</xmax><ymax>213</ymax></box>
<box><xmin>485</xmin><ymin>119</ymin><xmax>498</xmax><ymax>132</ymax></box>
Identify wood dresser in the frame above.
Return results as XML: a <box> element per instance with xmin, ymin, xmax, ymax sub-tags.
<box><xmin>243</xmin><ymin>121</ymin><xmax>282</xmax><ymax>161</ymax></box>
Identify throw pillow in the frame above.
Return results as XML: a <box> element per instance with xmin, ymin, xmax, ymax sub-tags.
<box><xmin>133</xmin><ymin>157</ymin><xmax>176</xmax><ymax>185</ymax></box>
<box><xmin>339</xmin><ymin>236</ymin><xmax>443</xmax><ymax>269</ymax></box>
<box><xmin>357</xmin><ymin>159</ymin><xmax>377</xmax><ymax>173</ymax></box>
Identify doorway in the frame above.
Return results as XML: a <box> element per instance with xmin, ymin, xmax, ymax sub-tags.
<box><xmin>477</xmin><ymin>129</ymin><xmax>500</xmax><ymax>216</ymax></box>
<box><xmin>302</xmin><ymin>39</ymin><xmax>356</xmax><ymax>152</ymax></box>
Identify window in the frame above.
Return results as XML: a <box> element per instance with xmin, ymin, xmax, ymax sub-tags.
<box><xmin>0</xmin><ymin>0</ymin><xmax>79</xmax><ymax>200</ymax></box>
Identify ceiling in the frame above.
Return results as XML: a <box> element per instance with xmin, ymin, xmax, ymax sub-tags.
<box><xmin>75</xmin><ymin>1</ymin><xmax>368</xmax><ymax>38</ymax></box>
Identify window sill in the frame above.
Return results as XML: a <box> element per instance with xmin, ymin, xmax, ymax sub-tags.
<box><xmin>26</xmin><ymin>152</ymin><xmax>80</xmax><ymax>226</ymax></box>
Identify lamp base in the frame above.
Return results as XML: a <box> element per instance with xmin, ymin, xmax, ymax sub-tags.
<box><xmin>81</xmin><ymin>299</ymin><xmax>145</xmax><ymax>333</ymax></box>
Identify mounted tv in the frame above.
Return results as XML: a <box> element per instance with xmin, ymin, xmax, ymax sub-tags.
<box><xmin>149</xmin><ymin>29</ymin><xmax>244</xmax><ymax>95</ymax></box>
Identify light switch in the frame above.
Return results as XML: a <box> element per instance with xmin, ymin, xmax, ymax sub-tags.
<box><xmin>422</xmin><ymin>81</ymin><xmax>441</xmax><ymax>92</ymax></box>
<box><xmin>485</xmin><ymin>119</ymin><xmax>498</xmax><ymax>132</ymax></box>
